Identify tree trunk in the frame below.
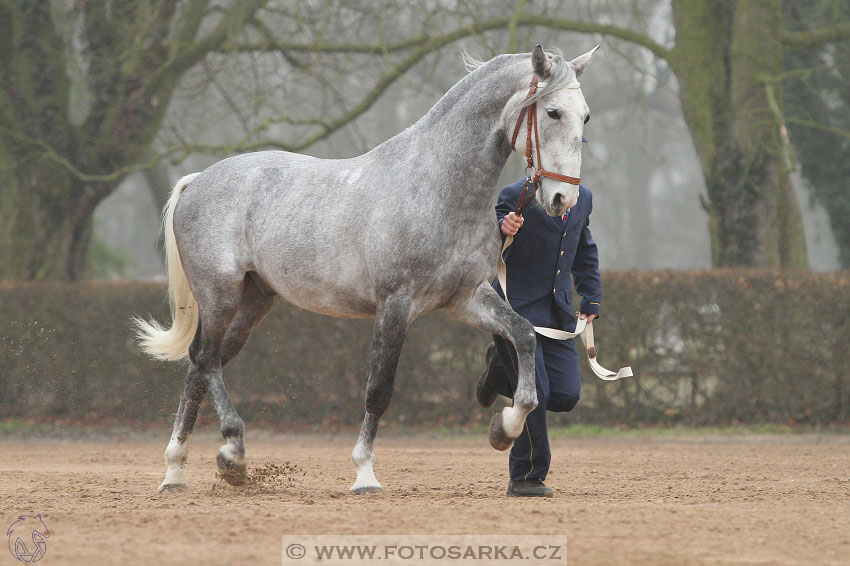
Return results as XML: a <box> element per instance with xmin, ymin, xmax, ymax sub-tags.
<box><xmin>671</xmin><ymin>0</ymin><xmax>808</xmax><ymax>268</ymax></box>
<box><xmin>0</xmin><ymin>1</ymin><xmax>264</xmax><ymax>281</ymax></box>
<box><xmin>0</xmin><ymin>155</ymin><xmax>100</xmax><ymax>280</ymax></box>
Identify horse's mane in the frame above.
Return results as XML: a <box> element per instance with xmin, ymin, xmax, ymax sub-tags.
<box><xmin>462</xmin><ymin>47</ymin><xmax>576</xmax><ymax>108</ymax></box>
<box><xmin>391</xmin><ymin>46</ymin><xmax>576</xmax><ymax>142</ymax></box>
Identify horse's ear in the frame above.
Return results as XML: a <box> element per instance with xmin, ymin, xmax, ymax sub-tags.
<box><xmin>532</xmin><ymin>44</ymin><xmax>551</xmax><ymax>78</ymax></box>
<box><xmin>570</xmin><ymin>45</ymin><xmax>601</xmax><ymax>77</ymax></box>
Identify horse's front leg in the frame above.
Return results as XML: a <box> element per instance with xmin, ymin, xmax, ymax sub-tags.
<box><xmin>447</xmin><ymin>282</ymin><xmax>538</xmax><ymax>451</ymax></box>
<box><xmin>350</xmin><ymin>293</ymin><xmax>412</xmax><ymax>494</ymax></box>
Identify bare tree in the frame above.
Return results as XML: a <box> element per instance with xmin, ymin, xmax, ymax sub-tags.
<box><xmin>0</xmin><ymin>0</ymin><xmax>266</xmax><ymax>280</ymax></box>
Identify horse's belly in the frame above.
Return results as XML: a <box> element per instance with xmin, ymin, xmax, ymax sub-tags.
<box><xmin>256</xmin><ymin>260</ymin><xmax>376</xmax><ymax>319</ymax></box>
<box><xmin>279</xmin><ymin>284</ymin><xmax>376</xmax><ymax>318</ymax></box>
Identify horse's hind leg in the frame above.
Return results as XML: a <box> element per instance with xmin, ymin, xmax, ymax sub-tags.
<box><xmin>159</xmin><ymin>329</ymin><xmax>207</xmax><ymax>493</ymax></box>
<box><xmin>350</xmin><ymin>293</ymin><xmax>412</xmax><ymax>494</ymax></box>
<box><xmin>220</xmin><ymin>273</ymin><xmax>279</xmax><ymax>366</ymax></box>
<box><xmin>446</xmin><ymin>281</ymin><xmax>538</xmax><ymax>451</ymax></box>
<box><xmin>212</xmin><ymin>275</ymin><xmax>279</xmax><ymax>485</ymax></box>
<box><xmin>158</xmin><ymin>277</ymin><xmax>243</xmax><ymax>492</ymax></box>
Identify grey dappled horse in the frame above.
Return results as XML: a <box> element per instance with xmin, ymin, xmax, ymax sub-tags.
<box><xmin>136</xmin><ymin>44</ymin><xmax>599</xmax><ymax>494</ymax></box>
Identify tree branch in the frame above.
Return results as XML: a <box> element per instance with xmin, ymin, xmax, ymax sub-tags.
<box><xmin>226</xmin><ymin>34</ymin><xmax>431</xmax><ymax>55</ymax></box>
<box><xmin>173</xmin><ymin>37</ymin><xmax>450</xmax><ymax>157</ymax></box>
<box><xmin>519</xmin><ymin>15</ymin><xmax>673</xmax><ymax>62</ymax></box>
<box><xmin>780</xmin><ymin>23</ymin><xmax>850</xmax><ymax>49</ymax></box>
<box><xmin>224</xmin><ymin>14</ymin><xmax>673</xmax><ymax>63</ymax></box>
<box><xmin>760</xmin><ymin>77</ymin><xmax>796</xmax><ymax>168</ymax></box>
<box><xmin>786</xmin><ymin>117</ymin><xmax>850</xmax><ymax>140</ymax></box>
<box><xmin>0</xmin><ymin>125</ymin><xmax>167</xmax><ymax>182</ymax></box>
<box><xmin>508</xmin><ymin>0</ymin><xmax>528</xmax><ymax>53</ymax></box>
<box><xmin>148</xmin><ymin>0</ymin><xmax>268</xmax><ymax>95</ymax></box>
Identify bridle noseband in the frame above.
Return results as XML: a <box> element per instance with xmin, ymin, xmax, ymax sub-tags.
<box><xmin>509</xmin><ymin>76</ymin><xmax>581</xmax><ymax>214</ymax></box>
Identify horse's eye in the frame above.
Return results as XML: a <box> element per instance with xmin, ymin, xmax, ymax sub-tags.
<box><xmin>546</xmin><ymin>109</ymin><xmax>561</xmax><ymax>120</ymax></box>
<box><xmin>584</xmin><ymin>113</ymin><xmax>591</xmax><ymax>124</ymax></box>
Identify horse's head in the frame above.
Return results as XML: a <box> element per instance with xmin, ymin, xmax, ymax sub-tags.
<box><xmin>504</xmin><ymin>44</ymin><xmax>600</xmax><ymax>216</ymax></box>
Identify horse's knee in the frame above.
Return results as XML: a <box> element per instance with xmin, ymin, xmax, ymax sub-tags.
<box><xmin>547</xmin><ymin>390</ymin><xmax>580</xmax><ymax>413</ymax></box>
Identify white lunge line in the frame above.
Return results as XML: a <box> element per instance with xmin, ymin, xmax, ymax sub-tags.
<box><xmin>497</xmin><ymin>234</ymin><xmax>633</xmax><ymax>381</ymax></box>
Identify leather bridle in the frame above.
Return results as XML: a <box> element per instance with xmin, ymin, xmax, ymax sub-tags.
<box><xmin>509</xmin><ymin>75</ymin><xmax>581</xmax><ymax>214</ymax></box>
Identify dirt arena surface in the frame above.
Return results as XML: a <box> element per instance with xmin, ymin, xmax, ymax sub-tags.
<box><xmin>1</xmin><ymin>430</ymin><xmax>848</xmax><ymax>565</ymax></box>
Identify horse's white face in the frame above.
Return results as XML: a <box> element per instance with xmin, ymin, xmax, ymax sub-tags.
<box><xmin>505</xmin><ymin>45</ymin><xmax>599</xmax><ymax>217</ymax></box>
<box><xmin>534</xmin><ymin>84</ymin><xmax>588</xmax><ymax>214</ymax></box>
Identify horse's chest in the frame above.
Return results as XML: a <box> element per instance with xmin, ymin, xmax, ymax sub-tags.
<box><xmin>419</xmin><ymin>229</ymin><xmax>500</xmax><ymax>290</ymax></box>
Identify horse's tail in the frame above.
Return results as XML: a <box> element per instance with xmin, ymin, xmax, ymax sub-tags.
<box><xmin>134</xmin><ymin>172</ymin><xmax>202</xmax><ymax>361</ymax></box>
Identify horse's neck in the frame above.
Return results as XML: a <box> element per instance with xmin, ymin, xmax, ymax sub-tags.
<box><xmin>414</xmin><ymin>120</ymin><xmax>512</xmax><ymax>201</ymax></box>
<box><xmin>380</xmin><ymin>61</ymin><xmax>527</xmax><ymax>207</ymax></box>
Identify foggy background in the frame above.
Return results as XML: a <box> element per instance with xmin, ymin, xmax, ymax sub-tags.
<box><xmin>88</xmin><ymin>1</ymin><xmax>840</xmax><ymax>280</ymax></box>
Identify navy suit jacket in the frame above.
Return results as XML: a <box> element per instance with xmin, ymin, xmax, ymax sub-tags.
<box><xmin>494</xmin><ymin>180</ymin><xmax>602</xmax><ymax>332</ymax></box>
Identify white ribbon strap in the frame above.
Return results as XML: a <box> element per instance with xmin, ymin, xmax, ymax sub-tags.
<box><xmin>498</xmin><ymin>234</ymin><xmax>632</xmax><ymax>381</ymax></box>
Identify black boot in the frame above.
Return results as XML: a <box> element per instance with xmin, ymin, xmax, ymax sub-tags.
<box><xmin>476</xmin><ymin>342</ymin><xmax>505</xmax><ymax>408</ymax></box>
<box><xmin>506</xmin><ymin>479</ymin><xmax>553</xmax><ymax>498</ymax></box>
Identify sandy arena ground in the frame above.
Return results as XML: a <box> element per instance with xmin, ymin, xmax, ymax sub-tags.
<box><xmin>1</xmin><ymin>431</ymin><xmax>848</xmax><ymax>565</ymax></box>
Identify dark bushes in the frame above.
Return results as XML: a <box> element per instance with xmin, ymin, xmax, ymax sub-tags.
<box><xmin>1</xmin><ymin>271</ymin><xmax>848</xmax><ymax>429</ymax></box>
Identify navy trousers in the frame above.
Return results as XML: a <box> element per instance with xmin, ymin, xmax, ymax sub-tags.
<box><xmin>493</xmin><ymin>332</ymin><xmax>581</xmax><ymax>482</ymax></box>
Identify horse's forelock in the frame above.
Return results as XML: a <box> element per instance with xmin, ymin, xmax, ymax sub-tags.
<box><xmin>523</xmin><ymin>48</ymin><xmax>577</xmax><ymax>107</ymax></box>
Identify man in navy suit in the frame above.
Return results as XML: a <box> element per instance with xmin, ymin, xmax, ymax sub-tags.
<box><xmin>478</xmin><ymin>179</ymin><xmax>601</xmax><ymax>497</ymax></box>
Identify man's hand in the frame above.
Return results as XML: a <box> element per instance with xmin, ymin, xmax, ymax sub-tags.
<box><xmin>578</xmin><ymin>313</ymin><xmax>598</xmax><ymax>322</ymax></box>
<box><xmin>501</xmin><ymin>212</ymin><xmax>524</xmax><ymax>236</ymax></box>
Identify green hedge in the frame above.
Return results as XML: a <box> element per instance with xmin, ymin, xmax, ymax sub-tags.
<box><xmin>2</xmin><ymin>271</ymin><xmax>849</xmax><ymax>429</ymax></box>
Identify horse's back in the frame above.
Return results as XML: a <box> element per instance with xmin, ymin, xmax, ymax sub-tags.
<box><xmin>172</xmin><ymin>151</ymin><xmax>379</xmax><ymax>316</ymax></box>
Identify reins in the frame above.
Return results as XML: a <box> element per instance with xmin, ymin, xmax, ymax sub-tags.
<box><xmin>499</xmin><ymin>75</ymin><xmax>632</xmax><ymax>381</ymax></box>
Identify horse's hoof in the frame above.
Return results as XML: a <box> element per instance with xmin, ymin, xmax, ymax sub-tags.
<box><xmin>350</xmin><ymin>485</ymin><xmax>383</xmax><ymax>495</ymax></box>
<box><xmin>158</xmin><ymin>482</ymin><xmax>188</xmax><ymax>493</ymax></box>
<box><xmin>488</xmin><ymin>412</ymin><xmax>515</xmax><ymax>451</ymax></box>
<box><xmin>216</xmin><ymin>453</ymin><xmax>249</xmax><ymax>486</ymax></box>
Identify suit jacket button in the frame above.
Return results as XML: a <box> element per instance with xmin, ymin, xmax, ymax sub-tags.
<box><xmin>560</xmin><ymin>251</ymin><xmax>564</xmax><ymax>255</ymax></box>
<box><xmin>553</xmin><ymin>289</ymin><xmax>556</xmax><ymax>293</ymax></box>
<box><xmin>557</xmin><ymin>269</ymin><xmax>561</xmax><ymax>274</ymax></box>
<box><xmin>563</xmin><ymin>232</ymin><xmax>567</xmax><ymax>237</ymax></box>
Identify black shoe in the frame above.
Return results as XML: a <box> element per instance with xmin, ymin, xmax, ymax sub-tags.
<box><xmin>477</xmin><ymin>343</ymin><xmax>504</xmax><ymax>408</ymax></box>
<box><xmin>506</xmin><ymin>479</ymin><xmax>553</xmax><ymax>498</ymax></box>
